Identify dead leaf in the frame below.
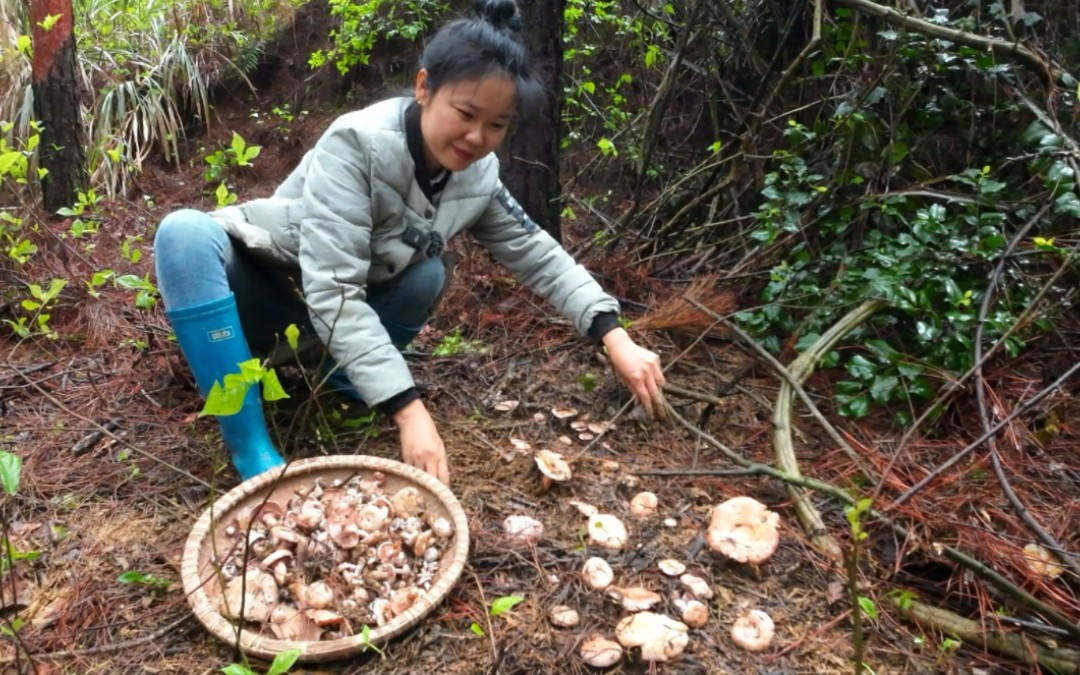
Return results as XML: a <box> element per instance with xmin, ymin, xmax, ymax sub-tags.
<box><xmin>826</xmin><ymin>581</ymin><xmax>845</xmax><ymax>605</ymax></box>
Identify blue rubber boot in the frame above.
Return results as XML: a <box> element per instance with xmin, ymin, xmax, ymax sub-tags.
<box><xmin>166</xmin><ymin>294</ymin><xmax>286</xmax><ymax>481</ymax></box>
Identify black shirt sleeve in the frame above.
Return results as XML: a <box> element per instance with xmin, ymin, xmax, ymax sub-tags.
<box><xmin>378</xmin><ymin>387</ymin><xmax>422</xmax><ymax>418</ymax></box>
<box><xmin>587</xmin><ymin>311</ymin><xmax>622</xmax><ymax>343</ymax></box>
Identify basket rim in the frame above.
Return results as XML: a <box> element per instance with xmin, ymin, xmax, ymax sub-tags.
<box><xmin>180</xmin><ymin>455</ymin><xmax>470</xmax><ymax>664</ymax></box>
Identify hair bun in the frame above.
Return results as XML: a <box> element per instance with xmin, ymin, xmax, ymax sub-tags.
<box><xmin>474</xmin><ymin>0</ymin><xmax>522</xmax><ymax>32</ymax></box>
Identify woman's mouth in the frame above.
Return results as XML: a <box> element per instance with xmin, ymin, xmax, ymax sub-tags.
<box><xmin>452</xmin><ymin>147</ymin><xmax>474</xmax><ymax>162</ymax></box>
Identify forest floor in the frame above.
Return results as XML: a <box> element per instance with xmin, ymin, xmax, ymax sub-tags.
<box><xmin>2</xmin><ymin>18</ymin><xmax>1080</xmax><ymax>675</ymax></box>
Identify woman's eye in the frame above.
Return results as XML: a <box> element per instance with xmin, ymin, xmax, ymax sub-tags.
<box><xmin>457</xmin><ymin>109</ymin><xmax>474</xmax><ymax>120</ymax></box>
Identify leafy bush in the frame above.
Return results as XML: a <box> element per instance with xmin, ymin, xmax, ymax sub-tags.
<box><xmin>309</xmin><ymin>0</ymin><xmax>448</xmax><ymax>75</ymax></box>
<box><xmin>733</xmin><ymin>16</ymin><xmax>1079</xmax><ymax>421</ymax></box>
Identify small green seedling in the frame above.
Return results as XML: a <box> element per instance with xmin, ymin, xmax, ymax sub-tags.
<box><xmin>490</xmin><ymin>595</ymin><xmax>524</xmax><ymax>617</ymax></box>
<box><xmin>0</xmin><ymin>451</ymin><xmax>20</xmax><ymax>496</ymax></box>
<box><xmin>432</xmin><ymin>328</ymin><xmax>485</xmax><ymax>357</ymax></box>
<box><xmin>469</xmin><ymin>595</ymin><xmax>525</xmax><ymax>636</ymax></box>
<box><xmin>222</xmin><ymin>647</ymin><xmax>302</xmax><ymax>675</ymax></box>
<box><xmin>577</xmin><ymin>373</ymin><xmax>598</xmax><ymax>392</ymax></box>
<box><xmin>116</xmin><ymin>570</ymin><xmax>170</xmax><ymax>590</ymax></box>
<box><xmin>358</xmin><ymin>624</ymin><xmax>385</xmax><ymax>657</ymax></box>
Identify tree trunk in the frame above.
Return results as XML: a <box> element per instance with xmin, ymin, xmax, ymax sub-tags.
<box><xmin>503</xmin><ymin>0</ymin><xmax>564</xmax><ymax>243</ymax></box>
<box><xmin>30</xmin><ymin>0</ymin><xmax>86</xmax><ymax>214</ymax></box>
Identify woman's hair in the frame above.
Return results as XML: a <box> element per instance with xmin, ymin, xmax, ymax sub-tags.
<box><xmin>419</xmin><ymin>0</ymin><xmax>544</xmax><ymax>116</ymax></box>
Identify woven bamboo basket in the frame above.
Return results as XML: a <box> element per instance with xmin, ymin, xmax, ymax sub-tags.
<box><xmin>181</xmin><ymin>455</ymin><xmax>470</xmax><ymax>663</ymax></box>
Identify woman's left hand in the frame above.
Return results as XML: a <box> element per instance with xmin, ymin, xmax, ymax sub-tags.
<box><xmin>602</xmin><ymin>327</ymin><xmax>667</xmax><ymax>419</ymax></box>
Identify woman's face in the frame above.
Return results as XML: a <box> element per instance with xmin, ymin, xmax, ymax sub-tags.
<box><xmin>415</xmin><ymin>69</ymin><xmax>517</xmax><ymax>173</ymax></box>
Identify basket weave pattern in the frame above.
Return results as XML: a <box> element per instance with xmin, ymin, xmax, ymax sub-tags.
<box><xmin>181</xmin><ymin>455</ymin><xmax>470</xmax><ymax>663</ymax></box>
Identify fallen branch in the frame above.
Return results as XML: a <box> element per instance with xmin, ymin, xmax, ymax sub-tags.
<box><xmin>894</xmin><ymin>598</ymin><xmax>1080</xmax><ymax>674</ymax></box>
<box><xmin>832</xmin><ymin>0</ymin><xmax>1067</xmax><ymax>85</ymax></box>
<box><xmin>729</xmin><ymin>298</ymin><xmax>884</xmax><ymax>559</ymax></box>
<box><xmin>771</xmin><ymin>300</ymin><xmax>886</xmax><ymax>559</ymax></box>
<box><xmin>702</xmin><ymin>300</ymin><xmax>877</xmax><ymax>477</ymax></box>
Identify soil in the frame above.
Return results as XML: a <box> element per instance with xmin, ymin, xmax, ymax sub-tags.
<box><xmin>1</xmin><ymin>13</ymin><xmax>1078</xmax><ymax>675</ymax></box>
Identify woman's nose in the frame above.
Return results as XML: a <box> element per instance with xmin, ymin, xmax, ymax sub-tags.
<box><xmin>465</xmin><ymin>124</ymin><xmax>484</xmax><ymax>146</ymax></box>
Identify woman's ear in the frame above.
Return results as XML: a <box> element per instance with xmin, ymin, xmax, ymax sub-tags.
<box><xmin>415</xmin><ymin>68</ymin><xmax>430</xmax><ymax>105</ymax></box>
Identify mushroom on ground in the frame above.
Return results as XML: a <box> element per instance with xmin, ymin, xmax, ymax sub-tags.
<box><xmin>629</xmin><ymin>492</ymin><xmax>658</xmax><ymax>517</ymax></box>
<box><xmin>569</xmin><ymin>500</ymin><xmax>599</xmax><ymax>517</ymax></box>
<box><xmin>535</xmin><ymin>450</ymin><xmax>572</xmax><ymax>489</ymax></box>
<box><xmin>580</xmin><ymin>635</ymin><xmax>623</xmax><ymax>668</ymax></box>
<box><xmin>679</xmin><ymin>573</ymin><xmax>714</xmax><ymax>600</ymax></box>
<box><xmin>1022</xmin><ymin>543</ymin><xmax>1065</xmax><ymax>580</ymax></box>
<box><xmin>503</xmin><ymin>515</ymin><xmax>544</xmax><ymax>544</ymax></box>
<box><xmin>551</xmin><ymin>405</ymin><xmax>578</xmax><ymax>420</ymax></box>
<box><xmin>588</xmin><ymin>514</ymin><xmax>629</xmax><ymax>551</ymax></box>
<box><xmin>608</xmin><ymin>586</ymin><xmax>662</xmax><ymax>612</ymax></box>
<box><xmin>549</xmin><ymin>605</ymin><xmax>580</xmax><ymax>628</ymax></box>
<box><xmin>730</xmin><ymin>609</ymin><xmax>775</xmax><ymax>652</ymax></box>
<box><xmin>674</xmin><ymin>598</ymin><xmax>709</xmax><ymax>628</ymax></box>
<box><xmin>705</xmin><ymin>496</ymin><xmax>781</xmax><ymax>564</ymax></box>
<box><xmin>658</xmin><ymin>559</ymin><xmax>686</xmax><ymax>576</ymax></box>
<box><xmin>582</xmin><ymin>557</ymin><xmax>615</xmax><ymax>590</ymax></box>
<box><xmin>615</xmin><ymin>612</ymin><xmax>690</xmax><ymax>662</ymax></box>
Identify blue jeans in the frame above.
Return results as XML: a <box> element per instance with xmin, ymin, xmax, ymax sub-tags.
<box><xmin>154</xmin><ymin>209</ymin><xmax>445</xmax><ymax>359</ymax></box>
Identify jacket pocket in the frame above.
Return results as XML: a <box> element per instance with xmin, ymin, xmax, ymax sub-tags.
<box><xmin>369</xmin><ymin>212</ymin><xmax>420</xmax><ymax>282</ymax></box>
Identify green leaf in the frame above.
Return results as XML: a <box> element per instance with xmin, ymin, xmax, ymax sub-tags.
<box><xmin>285</xmin><ymin>324</ymin><xmax>300</xmax><ymax>351</ymax></box>
<box><xmin>869</xmin><ymin>375</ymin><xmax>899</xmax><ymax>403</ymax></box>
<box><xmin>858</xmin><ymin>595</ymin><xmax>877</xmax><ymax>619</ymax></box>
<box><xmin>1054</xmin><ymin>192</ymin><xmax>1080</xmax><ymax>218</ymax></box>
<box><xmin>846</xmin><ymin>355</ymin><xmax>876</xmax><ymax>381</ymax></box>
<box><xmin>229</xmin><ymin>132</ymin><xmax>246</xmax><ymax>157</ymax></box>
<box><xmin>896</xmin><ymin>362</ymin><xmax>922</xmax><ymax>378</ymax></box>
<box><xmin>794</xmin><ymin>332</ymin><xmax>820</xmax><ymax>352</ymax></box>
<box><xmin>577</xmin><ymin>373</ymin><xmax>597</xmax><ymax>393</ymax></box>
<box><xmin>841</xmin><ymin>395</ymin><xmax>870</xmax><ymax>418</ymax></box>
<box><xmin>0</xmin><ymin>451</ymin><xmax>21</xmax><ymax>496</ymax></box>
<box><xmin>490</xmin><ymin>595</ymin><xmax>524</xmax><ymax>617</ymax></box>
<box><xmin>864</xmin><ymin>339</ymin><xmax>901</xmax><ymax>364</ymax></box>
<box><xmin>885</xmin><ymin>141</ymin><xmax>908</xmax><ymax>164</ymax></box>
<box><xmin>260</xmin><ymin>367</ymin><xmax>290</xmax><ymax>402</ymax></box>
<box><xmin>201</xmin><ymin>378</ymin><xmax>249</xmax><ymax>417</ymax></box>
<box><xmin>37</xmin><ymin>13</ymin><xmax>60</xmax><ymax>30</ymax></box>
<box><xmin>116</xmin><ymin>570</ymin><xmax>149</xmax><ymax>584</ymax></box>
<box><xmin>469</xmin><ymin>622</ymin><xmax>485</xmax><ymax>636</ymax></box>
<box><xmin>221</xmin><ymin>665</ymin><xmax>256</xmax><ymax>675</ymax></box>
<box><xmin>266</xmin><ymin>648</ymin><xmax>303</xmax><ymax>675</ymax></box>
<box><xmin>237</xmin><ymin>358</ymin><xmax>265</xmax><ymax>383</ymax></box>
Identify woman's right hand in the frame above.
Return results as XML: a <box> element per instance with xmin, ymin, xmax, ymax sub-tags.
<box><xmin>393</xmin><ymin>399</ymin><xmax>450</xmax><ymax>484</ymax></box>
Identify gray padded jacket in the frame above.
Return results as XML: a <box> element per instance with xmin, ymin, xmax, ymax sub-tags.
<box><xmin>209</xmin><ymin>97</ymin><xmax>620</xmax><ymax>407</ymax></box>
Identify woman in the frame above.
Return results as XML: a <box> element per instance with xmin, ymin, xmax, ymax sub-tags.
<box><xmin>154</xmin><ymin>0</ymin><xmax>665</xmax><ymax>485</ymax></box>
